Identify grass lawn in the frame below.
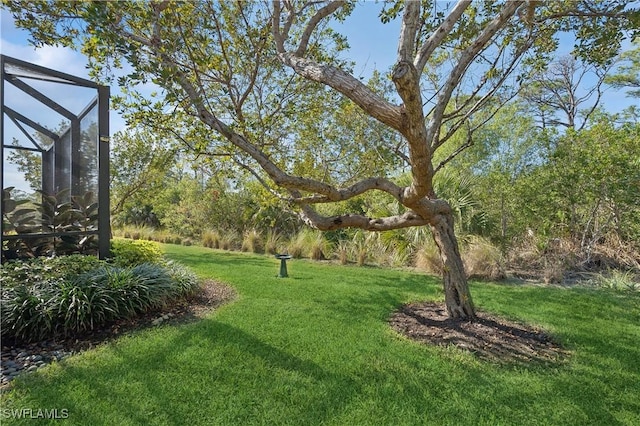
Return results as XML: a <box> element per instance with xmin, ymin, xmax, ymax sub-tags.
<box><xmin>2</xmin><ymin>244</ymin><xmax>639</xmax><ymax>425</ymax></box>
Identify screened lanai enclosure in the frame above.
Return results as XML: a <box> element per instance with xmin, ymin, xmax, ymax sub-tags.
<box><xmin>1</xmin><ymin>55</ymin><xmax>109</xmax><ymax>263</ymax></box>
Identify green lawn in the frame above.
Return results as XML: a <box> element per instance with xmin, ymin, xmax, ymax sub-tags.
<box><xmin>2</xmin><ymin>244</ymin><xmax>639</xmax><ymax>425</ymax></box>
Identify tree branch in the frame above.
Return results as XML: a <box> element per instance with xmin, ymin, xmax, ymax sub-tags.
<box><xmin>299</xmin><ymin>205</ymin><xmax>430</xmax><ymax>231</ymax></box>
<box><xmin>428</xmin><ymin>1</ymin><xmax>524</xmax><ymax>151</ymax></box>
<box><xmin>295</xmin><ymin>0</ymin><xmax>345</xmax><ymax>57</ymax></box>
<box><xmin>272</xmin><ymin>2</ymin><xmax>403</xmax><ymax>131</ymax></box>
<box><xmin>435</xmin><ymin>35</ymin><xmax>533</xmax><ymax>151</ymax></box>
<box><xmin>414</xmin><ymin>0</ymin><xmax>472</xmax><ymax>73</ymax></box>
<box><xmin>276</xmin><ymin>53</ymin><xmax>403</xmax><ymax>130</ymax></box>
<box><xmin>397</xmin><ymin>0</ymin><xmax>421</xmax><ymax>63</ymax></box>
<box><xmin>289</xmin><ymin>177</ymin><xmax>405</xmax><ymax>204</ymax></box>
<box><xmin>299</xmin><ymin>194</ymin><xmax>453</xmax><ymax>230</ymax></box>
<box><xmin>392</xmin><ymin>59</ymin><xmax>434</xmax><ymax>201</ymax></box>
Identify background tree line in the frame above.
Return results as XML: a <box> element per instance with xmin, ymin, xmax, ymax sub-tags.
<box><xmin>110</xmin><ymin>46</ymin><xmax>640</xmax><ymax>282</ymax></box>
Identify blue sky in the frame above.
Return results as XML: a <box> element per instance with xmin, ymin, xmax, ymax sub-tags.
<box><xmin>2</xmin><ymin>2</ymin><xmax>637</xmax><ymax>128</ymax></box>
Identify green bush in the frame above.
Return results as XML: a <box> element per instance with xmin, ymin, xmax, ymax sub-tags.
<box><xmin>110</xmin><ymin>238</ymin><xmax>164</xmax><ymax>267</ymax></box>
<box><xmin>1</xmin><ymin>284</ymin><xmax>58</xmax><ymax>341</ymax></box>
<box><xmin>1</xmin><ymin>254</ymin><xmax>201</xmax><ymax>342</ymax></box>
<box><xmin>164</xmin><ymin>261</ymin><xmax>201</xmax><ymax>297</ymax></box>
<box><xmin>130</xmin><ymin>263</ymin><xmax>176</xmax><ymax>308</ymax></box>
<box><xmin>0</xmin><ymin>255</ymin><xmax>103</xmax><ymax>288</ymax></box>
<box><xmin>58</xmin><ymin>278</ymin><xmax>119</xmax><ymax>333</ymax></box>
<box><xmin>588</xmin><ymin>269</ymin><xmax>640</xmax><ymax>291</ymax></box>
<box><xmin>85</xmin><ymin>267</ymin><xmax>141</xmax><ymax>318</ymax></box>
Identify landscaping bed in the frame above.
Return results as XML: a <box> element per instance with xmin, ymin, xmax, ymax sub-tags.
<box><xmin>1</xmin><ymin>280</ymin><xmax>235</xmax><ymax>389</ymax></box>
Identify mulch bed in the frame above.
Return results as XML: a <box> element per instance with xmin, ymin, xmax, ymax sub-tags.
<box><xmin>1</xmin><ymin>280</ymin><xmax>236</xmax><ymax>390</ymax></box>
<box><xmin>389</xmin><ymin>302</ymin><xmax>569</xmax><ymax>364</ymax></box>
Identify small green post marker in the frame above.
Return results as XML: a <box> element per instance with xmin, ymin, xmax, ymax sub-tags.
<box><xmin>275</xmin><ymin>254</ymin><xmax>292</xmax><ymax>278</ymax></box>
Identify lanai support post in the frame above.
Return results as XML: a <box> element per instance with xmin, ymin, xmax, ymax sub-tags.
<box><xmin>97</xmin><ymin>85</ymin><xmax>110</xmax><ymax>260</ymax></box>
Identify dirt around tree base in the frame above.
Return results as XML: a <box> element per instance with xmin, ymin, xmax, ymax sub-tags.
<box><xmin>389</xmin><ymin>302</ymin><xmax>568</xmax><ymax>364</ymax></box>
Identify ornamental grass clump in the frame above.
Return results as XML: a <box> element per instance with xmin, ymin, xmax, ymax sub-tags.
<box><xmin>57</xmin><ymin>277</ymin><xmax>119</xmax><ymax>334</ymax></box>
<box><xmin>0</xmin><ymin>283</ymin><xmax>58</xmax><ymax>341</ymax></box>
<box><xmin>201</xmin><ymin>230</ymin><xmax>221</xmax><ymax>249</ymax></box>
<box><xmin>0</xmin><ymin>250</ymin><xmax>201</xmax><ymax>343</ymax></box>
<box><xmin>241</xmin><ymin>229</ymin><xmax>264</xmax><ymax>254</ymax></box>
<box><xmin>164</xmin><ymin>261</ymin><xmax>200</xmax><ymax>297</ymax></box>
<box><xmin>336</xmin><ymin>240</ymin><xmax>350</xmax><ymax>265</ymax></box>
<box><xmin>264</xmin><ymin>231</ymin><xmax>282</xmax><ymax>255</ymax></box>
<box><xmin>462</xmin><ymin>236</ymin><xmax>506</xmax><ymax>281</ymax></box>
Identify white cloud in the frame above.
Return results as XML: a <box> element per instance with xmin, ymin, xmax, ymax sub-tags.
<box><xmin>2</xmin><ymin>39</ymin><xmax>90</xmax><ymax>80</ymax></box>
<box><xmin>2</xmin><ymin>14</ymin><xmax>130</xmax><ymax>135</ymax></box>
<box><xmin>1</xmin><ymin>11</ymin><xmax>90</xmax><ymax>77</ymax></box>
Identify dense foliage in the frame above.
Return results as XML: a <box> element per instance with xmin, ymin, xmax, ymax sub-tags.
<box><xmin>110</xmin><ymin>107</ymin><xmax>640</xmax><ymax>281</ymax></box>
<box><xmin>6</xmin><ymin>1</ymin><xmax>638</xmax><ymax>319</ymax></box>
<box><xmin>0</xmin><ymin>246</ymin><xmax>200</xmax><ymax>342</ymax></box>
<box><xmin>110</xmin><ymin>238</ymin><xmax>165</xmax><ymax>268</ymax></box>
<box><xmin>3</xmin><ymin>2</ymin><xmax>638</xmax><ymax>317</ymax></box>
<box><xmin>2</xmin><ymin>189</ymin><xmax>100</xmax><ymax>261</ymax></box>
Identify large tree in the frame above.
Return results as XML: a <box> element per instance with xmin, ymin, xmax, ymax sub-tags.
<box><xmin>6</xmin><ymin>1</ymin><xmax>638</xmax><ymax>318</ymax></box>
<box><xmin>520</xmin><ymin>56</ymin><xmax>613</xmax><ymax>130</ymax></box>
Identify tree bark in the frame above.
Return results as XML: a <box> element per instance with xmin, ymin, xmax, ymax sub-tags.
<box><xmin>430</xmin><ymin>212</ymin><xmax>476</xmax><ymax>319</ymax></box>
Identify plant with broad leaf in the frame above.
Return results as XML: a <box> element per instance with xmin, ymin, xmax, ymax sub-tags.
<box><xmin>2</xmin><ymin>188</ymin><xmax>100</xmax><ymax>260</ymax></box>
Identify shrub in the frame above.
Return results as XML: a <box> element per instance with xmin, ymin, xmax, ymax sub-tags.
<box><xmin>540</xmin><ymin>258</ymin><xmax>567</xmax><ymax>284</ymax></box>
<box><xmin>51</xmin><ymin>254</ymin><xmax>105</xmax><ymax>277</ymax></box>
<box><xmin>202</xmin><ymin>230</ymin><xmax>221</xmax><ymax>249</ymax></box>
<box><xmin>414</xmin><ymin>241</ymin><xmax>442</xmax><ymax>275</ymax></box>
<box><xmin>1</xmin><ymin>284</ymin><xmax>58</xmax><ymax>341</ymax></box>
<box><xmin>89</xmin><ymin>267</ymin><xmax>141</xmax><ymax>317</ymax></box>
<box><xmin>356</xmin><ymin>248</ymin><xmax>368</xmax><ymax>267</ymax></box>
<box><xmin>110</xmin><ymin>239</ymin><xmax>164</xmax><ymax>267</ymax></box>
<box><xmin>462</xmin><ymin>236</ymin><xmax>505</xmax><ymax>280</ymax></box>
<box><xmin>308</xmin><ymin>231</ymin><xmax>331</xmax><ymax>260</ymax></box>
<box><xmin>264</xmin><ymin>231</ymin><xmax>281</xmax><ymax>255</ymax></box>
<box><xmin>1</xmin><ymin>255</ymin><xmax>202</xmax><ymax>342</ymax></box>
<box><xmin>387</xmin><ymin>247</ymin><xmax>411</xmax><ymax>268</ymax></box>
<box><xmin>336</xmin><ymin>240</ymin><xmax>350</xmax><ymax>265</ymax></box>
<box><xmin>58</xmin><ymin>277</ymin><xmax>119</xmax><ymax>333</ymax></box>
<box><xmin>351</xmin><ymin>231</ymin><xmax>376</xmax><ymax>266</ymax></box>
<box><xmin>113</xmin><ymin>226</ymin><xmax>183</xmax><ymax>246</ymax></box>
<box><xmin>286</xmin><ymin>229</ymin><xmax>331</xmax><ymax>260</ymax></box>
<box><xmin>164</xmin><ymin>261</ymin><xmax>201</xmax><ymax>297</ymax></box>
<box><xmin>242</xmin><ymin>229</ymin><xmax>264</xmax><ymax>254</ymax></box>
<box><xmin>588</xmin><ymin>269</ymin><xmax>639</xmax><ymax>291</ymax></box>
<box><xmin>0</xmin><ymin>255</ymin><xmax>103</xmax><ymax>288</ymax></box>
<box><xmin>219</xmin><ymin>230</ymin><xmax>240</xmax><ymax>251</ymax></box>
<box><xmin>366</xmin><ymin>236</ymin><xmax>397</xmax><ymax>267</ymax></box>
<box><xmin>287</xmin><ymin>236</ymin><xmax>305</xmax><ymax>259</ymax></box>
<box><xmin>130</xmin><ymin>263</ymin><xmax>176</xmax><ymax>308</ymax></box>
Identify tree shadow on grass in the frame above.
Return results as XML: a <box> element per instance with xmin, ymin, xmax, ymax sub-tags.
<box><xmin>14</xmin><ymin>320</ymin><xmax>362</xmax><ymax>425</ymax></box>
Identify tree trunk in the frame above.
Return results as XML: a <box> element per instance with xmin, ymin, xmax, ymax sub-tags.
<box><xmin>430</xmin><ymin>212</ymin><xmax>476</xmax><ymax>319</ymax></box>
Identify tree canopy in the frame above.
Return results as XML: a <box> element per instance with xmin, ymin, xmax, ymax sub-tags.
<box><xmin>5</xmin><ymin>0</ymin><xmax>639</xmax><ymax>318</ymax></box>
